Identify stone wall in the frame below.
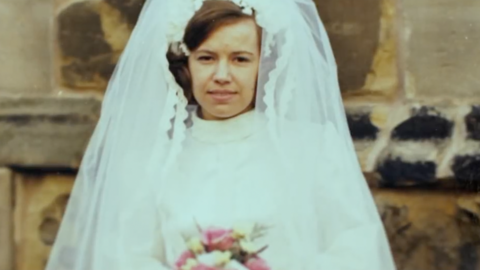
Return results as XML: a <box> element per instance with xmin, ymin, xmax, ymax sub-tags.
<box><xmin>1</xmin><ymin>0</ymin><xmax>480</xmax><ymax>270</ymax></box>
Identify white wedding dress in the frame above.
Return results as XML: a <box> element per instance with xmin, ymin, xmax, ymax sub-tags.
<box><xmin>117</xmin><ymin>110</ymin><xmax>396</xmax><ymax>270</ymax></box>
<box><xmin>44</xmin><ymin>1</ymin><xmax>397</xmax><ymax>269</ymax></box>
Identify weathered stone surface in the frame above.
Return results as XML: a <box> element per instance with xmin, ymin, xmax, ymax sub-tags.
<box><xmin>452</xmin><ymin>155</ymin><xmax>480</xmax><ymax>191</ymax></box>
<box><xmin>0</xmin><ymin>96</ymin><xmax>101</xmax><ymax>168</ymax></box>
<box><xmin>314</xmin><ymin>0</ymin><xmax>398</xmax><ymax>95</ymax></box>
<box><xmin>0</xmin><ymin>168</ymin><xmax>13</xmax><ymax>270</ymax></box>
<box><xmin>103</xmin><ymin>0</ymin><xmax>145</xmax><ymax>26</ymax></box>
<box><xmin>14</xmin><ymin>173</ymin><xmax>74</xmax><ymax>270</ymax></box>
<box><xmin>374</xmin><ymin>106</ymin><xmax>457</xmax><ymax>187</ymax></box>
<box><xmin>347</xmin><ymin>111</ymin><xmax>380</xmax><ymax>140</ymax></box>
<box><xmin>377</xmin><ymin>157</ymin><xmax>437</xmax><ymax>187</ymax></box>
<box><xmin>401</xmin><ymin>0</ymin><xmax>480</xmax><ymax>99</ymax></box>
<box><xmin>55</xmin><ymin>0</ymin><xmax>144</xmax><ymax>91</ymax></box>
<box><xmin>12</xmin><ymin>177</ymin><xmax>480</xmax><ymax>270</ymax></box>
<box><xmin>55</xmin><ymin>0</ymin><xmax>397</xmax><ymax>95</ymax></box>
<box><xmin>334</xmin><ymin>103</ymin><xmax>480</xmax><ymax>188</ymax></box>
<box><xmin>0</xmin><ymin>0</ymin><xmax>53</xmax><ymax>94</ymax></box>
<box><xmin>466</xmin><ymin>106</ymin><xmax>480</xmax><ymax>141</ymax></box>
<box><xmin>392</xmin><ymin>107</ymin><xmax>454</xmax><ymax>141</ymax></box>
<box><xmin>374</xmin><ymin>190</ymin><xmax>480</xmax><ymax>270</ymax></box>
<box><xmin>345</xmin><ymin>105</ymin><xmax>392</xmax><ymax>172</ymax></box>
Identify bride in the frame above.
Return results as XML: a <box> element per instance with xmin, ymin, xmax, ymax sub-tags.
<box><xmin>46</xmin><ymin>0</ymin><xmax>396</xmax><ymax>269</ymax></box>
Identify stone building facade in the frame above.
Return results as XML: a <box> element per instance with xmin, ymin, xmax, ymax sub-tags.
<box><xmin>0</xmin><ymin>0</ymin><xmax>479</xmax><ymax>269</ymax></box>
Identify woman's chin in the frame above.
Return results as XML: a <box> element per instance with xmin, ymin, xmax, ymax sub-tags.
<box><xmin>201</xmin><ymin>105</ymin><xmax>244</xmax><ymax>120</ymax></box>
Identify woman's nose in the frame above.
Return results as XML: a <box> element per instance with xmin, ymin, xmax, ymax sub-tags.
<box><xmin>213</xmin><ymin>61</ymin><xmax>231</xmax><ymax>84</ymax></box>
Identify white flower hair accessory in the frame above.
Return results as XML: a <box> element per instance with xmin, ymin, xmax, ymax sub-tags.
<box><xmin>241</xmin><ymin>6</ymin><xmax>253</xmax><ymax>15</ymax></box>
<box><xmin>179</xmin><ymin>42</ymin><xmax>191</xmax><ymax>56</ymax></box>
<box><xmin>229</xmin><ymin>0</ymin><xmax>253</xmax><ymax>15</ymax></box>
<box><xmin>166</xmin><ymin>0</ymin><xmax>201</xmax><ymax>44</ymax></box>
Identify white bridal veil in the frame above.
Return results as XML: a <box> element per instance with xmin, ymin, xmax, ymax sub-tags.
<box><xmin>46</xmin><ymin>0</ymin><xmax>396</xmax><ymax>269</ymax></box>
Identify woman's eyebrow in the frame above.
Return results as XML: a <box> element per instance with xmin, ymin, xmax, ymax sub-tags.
<box><xmin>195</xmin><ymin>49</ymin><xmax>254</xmax><ymax>55</ymax></box>
<box><xmin>195</xmin><ymin>49</ymin><xmax>217</xmax><ymax>54</ymax></box>
<box><xmin>232</xmin><ymin>51</ymin><xmax>254</xmax><ymax>55</ymax></box>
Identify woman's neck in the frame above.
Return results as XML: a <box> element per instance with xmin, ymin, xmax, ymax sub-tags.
<box><xmin>190</xmin><ymin>109</ymin><xmax>260</xmax><ymax>143</ymax></box>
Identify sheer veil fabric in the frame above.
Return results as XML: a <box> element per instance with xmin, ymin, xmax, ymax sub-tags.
<box><xmin>46</xmin><ymin>0</ymin><xmax>397</xmax><ymax>269</ymax></box>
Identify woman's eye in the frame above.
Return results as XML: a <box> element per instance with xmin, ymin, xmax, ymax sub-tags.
<box><xmin>198</xmin><ymin>56</ymin><xmax>214</xmax><ymax>62</ymax></box>
<box><xmin>235</xmin><ymin>57</ymin><xmax>250</xmax><ymax>63</ymax></box>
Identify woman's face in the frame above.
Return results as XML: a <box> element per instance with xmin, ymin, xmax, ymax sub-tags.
<box><xmin>188</xmin><ymin>19</ymin><xmax>260</xmax><ymax>121</ymax></box>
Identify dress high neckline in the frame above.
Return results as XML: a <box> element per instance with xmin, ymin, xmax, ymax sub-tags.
<box><xmin>190</xmin><ymin>110</ymin><xmax>260</xmax><ymax>143</ymax></box>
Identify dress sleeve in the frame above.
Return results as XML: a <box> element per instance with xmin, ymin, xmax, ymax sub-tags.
<box><xmin>311</xmin><ymin>123</ymin><xmax>397</xmax><ymax>270</ymax></box>
<box><xmin>117</xmin><ymin>189</ymin><xmax>172</xmax><ymax>270</ymax></box>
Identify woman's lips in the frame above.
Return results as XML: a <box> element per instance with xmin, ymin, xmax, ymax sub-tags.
<box><xmin>208</xmin><ymin>90</ymin><xmax>236</xmax><ymax>102</ymax></box>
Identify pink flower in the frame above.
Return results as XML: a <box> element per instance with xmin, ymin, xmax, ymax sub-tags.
<box><xmin>245</xmin><ymin>257</ymin><xmax>271</xmax><ymax>270</ymax></box>
<box><xmin>175</xmin><ymin>250</ymin><xmax>195</xmax><ymax>269</ymax></box>
<box><xmin>201</xmin><ymin>227</ymin><xmax>235</xmax><ymax>251</ymax></box>
<box><xmin>191</xmin><ymin>263</ymin><xmax>219</xmax><ymax>270</ymax></box>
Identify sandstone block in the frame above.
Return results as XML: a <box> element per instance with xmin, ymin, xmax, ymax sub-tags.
<box><xmin>0</xmin><ymin>96</ymin><xmax>101</xmax><ymax>168</ymax></box>
<box><xmin>400</xmin><ymin>0</ymin><xmax>480</xmax><ymax>100</ymax></box>
<box><xmin>14</xmin><ymin>173</ymin><xmax>74</xmax><ymax>270</ymax></box>
<box><xmin>0</xmin><ymin>0</ymin><xmax>53</xmax><ymax>94</ymax></box>
<box><xmin>0</xmin><ymin>168</ymin><xmax>13</xmax><ymax>270</ymax></box>
<box><xmin>374</xmin><ymin>190</ymin><xmax>480</xmax><ymax>270</ymax></box>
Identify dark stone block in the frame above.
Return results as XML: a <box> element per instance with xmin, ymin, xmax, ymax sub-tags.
<box><xmin>377</xmin><ymin>157</ymin><xmax>437</xmax><ymax>187</ymax></box>
<box><xmin>57</xmin><ymin>2</ymin><xmax>112</xmax><ymax>61</ymax></box>
<box><xmin>459</xmin><ymin>244</ymin><xmax>478</xmax><ymax>270</ymax></box>
<box><xmin>452</xmin><ymin>155</ymin><xmax>480</xmax><ymax>189</ymax></box>
<box><xmin>392</xmin><ymin>107</ymin><xmax>453</xmax><ymax>140</ymax></box>
<box><xmin>346</xmin><ymin>112</ymin><xmax>379</xmax><ymax>140</ymax></box>
<box><xmin>313</xmin><ymin>0</ymin><xmax>381</xmax><ymax>92</ymax></box>
<box><xmin>466</xmin><ymin>106</ymin><xmax>480</xmax><ymax>141</ymax></box>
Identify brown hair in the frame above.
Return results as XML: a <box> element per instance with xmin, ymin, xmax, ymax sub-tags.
<box><xmin>167</xmin><ymin>1</ymin><xmax>260</xmax><ymax>105</ymax></box>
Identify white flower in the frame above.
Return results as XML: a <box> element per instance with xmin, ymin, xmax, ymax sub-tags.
<box><xmin>197</xmin><ymin>251</ymin><xmax>232</xmax><ymax>267</ymax></box>
<box><xmin>187</xmin><ymin>237</ymin><xmax>204</xmax><ymax>254</ymax></box>
<box><xmin>196</xmin><ymin>253</ymin><xmax>216</xmax><ymax>267</ymax></box>
<box><xmin>239</xmin><ymin>239</ymin><xmax>258</xmax><ymax>254</ymax></box>
<box><xmin>230</xmin><ymin>0</ymin><xmax>242</xmax><ymax>7</ymax></box>
<box><xmin>225</xmin><ymin>260</ymin><xmax>250</xmax><ymax>270</ymax></box>
<box><xmin>181</xmin><ymin>258</ymin><xmax>199</xmax><ymax>270</ymax></box>
<box><xmin>215</xmin><ymin>251</ymin><xmax>232</xmax><ymax>266</ymax></box>
<box><xmin>242</xmin><ymin>6</ymin><xmax>253</xmax><ymax>16</ymax></box>
<box><xmin>232</xmin><ymin>222</ymin><xmax>255</xmax><ymax>239</ymax></box>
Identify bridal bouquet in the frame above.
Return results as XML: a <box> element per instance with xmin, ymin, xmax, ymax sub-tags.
<box><xmin>175</xmin><ymin>223</ymin><xmax>271</xmax><ymax>270</ymax></box>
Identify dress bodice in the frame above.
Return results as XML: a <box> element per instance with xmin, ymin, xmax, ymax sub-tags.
<box><xmin>158</xmin><ymin>111</ymin><xmax>292</xmax><ymax>268</ymax></box>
